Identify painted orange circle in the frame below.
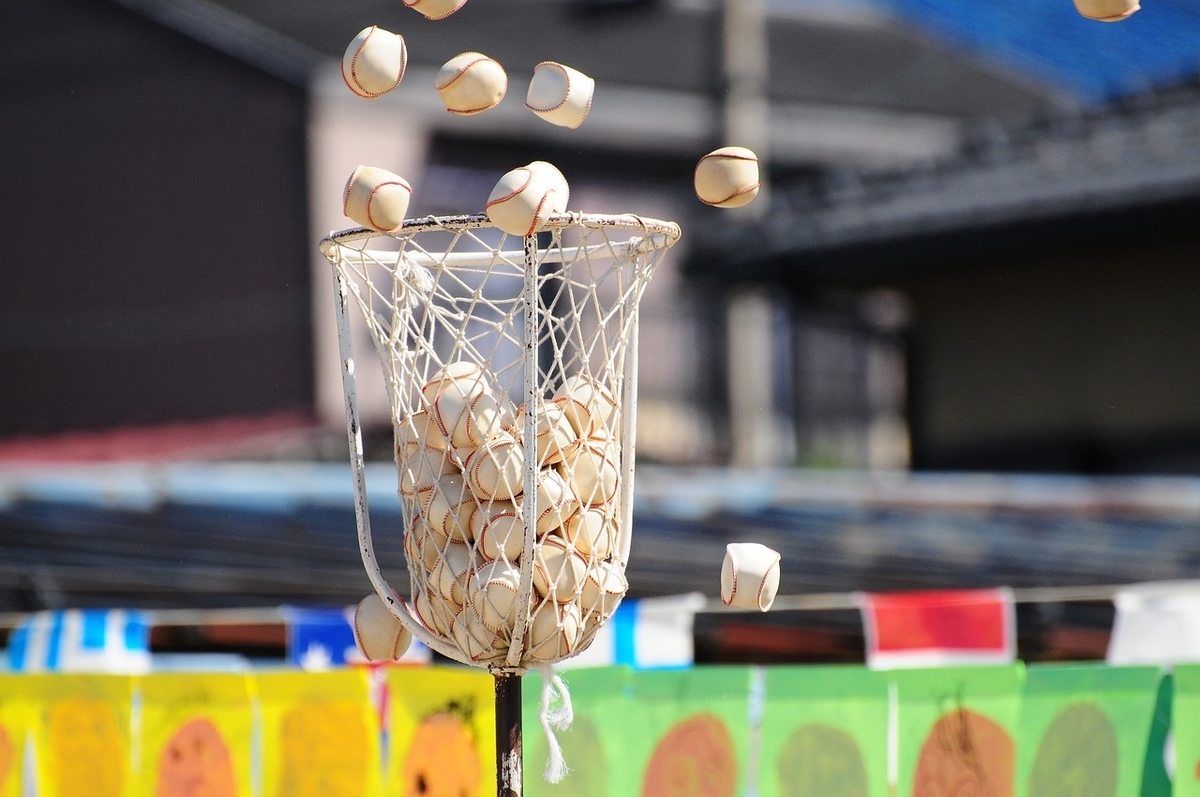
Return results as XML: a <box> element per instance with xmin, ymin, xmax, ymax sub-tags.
<box><xmin>0</xmin><ymin>726</ymin><xmax>13</xmax><ymax>790</ymax></box>
<box><xmin>777</xmin><ymin>724</ymin><xmax>867</xmax><ymax>797</ymax></box>
<box><xmin>278</xmin><ymin>701</ymin><xmax>370</xmax><ymax>797</ymax></box>
<box><xmin>641</xmin><ymin>713</ymin><xmax>737</xmax><ymax>797</ymax></box>
<box><xmin>401</xmin><ymin>712</ymin><xmax>480</xmax><ymax>797</ymax></box>
<box><xmin>913</xmin><ymin>708</ymin><xmax>1014</xmax><ymax>797</ymax></box>
<box><xmin>47</xmin><ymin>698</ymin><xmax>126</xmax><ymax>797</ymax></box>
<box><xmin>157</xmin><ymin>717</ymin><xmax>237</xmax><ymax>797</ymax></box>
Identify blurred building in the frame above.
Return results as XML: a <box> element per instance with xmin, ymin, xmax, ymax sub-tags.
<box><xmin>1</xmin><ymin>0</ymin><xmax>1066</xmax><ymax>467</ymax></box>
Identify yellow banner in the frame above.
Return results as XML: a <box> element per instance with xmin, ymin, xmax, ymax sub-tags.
<box><xmin>387</xmin><ymin>666</ymin><xmax>495</xmax><ymax>797</ymax></box>
<box><xmin>256</xmin><ymin>669</ymin><xmax>382</xmax><ymax>797</ymax></box>
<box><xmin>0</xmin><ymin>674</ymin><xmax>30</xmax><ymax>797</ymax></box>
<box><xmin>138</xmin><ymin>672</ymin><xmax>255</xmax><ymax>797</ymax></box>
<box><xmin>26</xmin><ymin>674</ymin><xmax>135</xmax><ymax>797</ymax></box>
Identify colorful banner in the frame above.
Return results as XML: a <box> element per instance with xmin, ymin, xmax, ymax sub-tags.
<box><xmin>891</xmin><ymin>664</ymin><xmax>1025</xmax><ymax>797</ymax></box>
<box><xmin>7</xmin><ymin>610</ymin><xmax>150</xmax><ymax>673</ymax></box>
<box><xmin>623</xmin><ymin>666</ymin><xmax>753</xmax><ymax>797</ymax></box>
<box><xmin>861</xmin><ymin>590</ymin><xmax>1016</xmax><ymax>670</ymax></box>
<box><xmin>138</xmin><ymin>673</ymin><xmax>255</xmax><ymax>797</ymax></box>
<box><xmin>523</xmin><ymin>666</ymin><xmax>633</xmax><ymax>797</ymax></box>
<box><xmin>0</xmin><ymin>675</ymin><xmax>29</xmax><ymax>797</ymax></box>
<box><xmin>26</xmin><ymin>674</ymin><xmax>135</xmax><ymax>797</ymax></box>
<box><xmin>1016</xmin><ymin>664</ymin><xmax>1161</xmax><ymax>797</ymax></box>
<box><xmin>388</xmin><ymin>665</ymin><xmax>495</xmax><ymax>797</ymax></box>
<box><xmin>758</xmin><ymin>665</ymin><xmax>891</xmax><ymax>797</ymax></box>
<box><xmin>256</xmin><ymin>669</ymin><xmax>382</xmax><ymax>797</ymax></box>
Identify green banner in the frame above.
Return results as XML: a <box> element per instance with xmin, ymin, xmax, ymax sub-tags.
<box><xmin>1016</xmin><ymin>664</ymin><xmax>1161</xmax><ymax>797</ymax></box>
<box><xmin>758</xmin><ymin>665</ymin><xmax>890</xmax><ymax>797</ymax></box>
<box><xmin>621</xmin><ymin>666</ymin><xmax>753</xmax><ymax>797</ymax></box>
<box><xmin>891</xmin><ymin>664</ymin><xmax>1025</xmax><ymax>797</ymax></box>
<box><xmin>524</xmin><ymin>666</ymin><xmax>633</xmax><ymax>797</ymax></box>
<box><xmin>1167</xmin><ymin>665</ymin><xmax>1200</xmax><ymax>797</ymax></box>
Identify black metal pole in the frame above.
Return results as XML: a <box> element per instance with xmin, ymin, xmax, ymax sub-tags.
<box><xmin>495</xmin><ymin>671</ymin><xmax>523</xmax><ymax>797</ymax></box>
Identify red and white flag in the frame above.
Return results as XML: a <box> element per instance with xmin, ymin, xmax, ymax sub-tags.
<box><xmin>859</xmin><ymin>587</ymin><xmax>1016</xmax><ymax>669</ymax></box>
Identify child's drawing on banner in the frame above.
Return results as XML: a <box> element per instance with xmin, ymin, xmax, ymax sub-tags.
<box><xmin>139</xmin><ymin>673</ymin><xmax>254</xmax><ymax>797</ymax></box>
<box><xmin>388</xmin><ymin>667</ymin><xmax>493</xmax><ymax>797</ymax></box>
<box><xmin>28</xmin><ymin>674</ymin><xmax>134</xmax><ymax>797</ymax></box>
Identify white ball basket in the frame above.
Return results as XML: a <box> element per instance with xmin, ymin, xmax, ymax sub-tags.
<box><xmin>321</xmin><ymin>212</ymin><xmax>680</xmax><ymax>674</ymax></box>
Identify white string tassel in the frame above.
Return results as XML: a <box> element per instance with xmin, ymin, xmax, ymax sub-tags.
<box><xmin>537</xmin><ymin>663</ymin><xmax>574</xmax><ymax>783</ymax></box>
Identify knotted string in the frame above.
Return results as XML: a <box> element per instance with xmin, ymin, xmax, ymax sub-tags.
<box><xmin>537</xmin><ymin>663</ymin><xmax>574</xmax><ymax>783</ymax></box>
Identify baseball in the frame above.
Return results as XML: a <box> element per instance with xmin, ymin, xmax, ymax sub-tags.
<box><xmin>414</xmin><ymin>589</ymin><xmax>455</xmax><ymax>636</ymax></box>
<box><xmin>421</xmin><ymin>474</ymin><xmax>476</xmax><ymax>543</ymax></box>
<box><xmin>435</xmin><ymin>52</ymin><xmax>507</xmax><ymax>115</ymax></box>
<box><xmin>1073</xmin><ymin>0</ymin><xmax>1139</xmax><ymax>19</ymax></box>
<box><xmin>396</xmin><ymin>410</ymin><xmax>448</xmax><ymax>451</ymax></box>
<box><xmin>341</xmin><ymin>26</ymin><xmax>407</xmax><ymax>98</ymax></box>
<box><xmin>471</xmin><ymin>499</ymin><xmax>525</xmax><ymax>562</ymax></box>
<box><xmin>525</xmin><ymin>61</ymin><xmax>595</xmax><ymax>129</ymax></box>
<box><xmin>404</xmin><ymin>0</ymin><xmax>469</xmax><ymax>20</ymax></box>
<box><xmin>532</xmin><ymin>535</ymin><xmax>588</xmax><ymax>602</ymax></box>
<box><xmin>561</xmin><ymin>506</ymin><xmax>615</xmax><ymax>559</ymax></box>
<box><xmin>435</xmin><ymin>541</ymin><xmax>475</xmax><ymax>606</ymax></box>
<box><xmin>721</xmin><ymin>542</ymin><xmax>781</xmax><ymax>612</ymax></box>
<box><xmin>526</xmin><ymin>599</ymin><xmax>583</xmax><ymax>662</ymax></box>
<box><xmin>398</xmin><ymin>441</ymin><xmax>456</xmax><ymax>498</ymax></box>
<box><xmin>353</xmin><ymin>593</ymin><xmax>413</xmax><ymax>661</ymax></box>
<box><xmin>447</xmin><ymin>390</ymin><xmax>509</xmax><ymax>449</ymax></box>
<box><xmin>470</xmin><ymin>558</ymin><xmax>524</xmax><ymax>632</ymax></box>
<box><xmin>533</xmin><ymin>468</ymin><xmax>579</xmax><ymax>535</ymax></box>
<box><xmin>525</xmin><ymin>161</ymin><xmax>570</xmax><ymax>213</ymax></box>
<box><xmin>424</xmin><ymin>362</ymin><xmax>492</xmax><ymax>442</ymax></box>
<box><xmin>464</xmin><ymin>432</ymin><xmax>526</xmax><ymax>501</ymax></box>
<box><xmin>451</xmin><ymin>605</ymin><xmax>509</xmax><ymax>664</ymax></box>
<box><xmin>404</xmin><ymin>520</ymin><xmax>442</xmax><ymax>571</ymax></box>
<box><xmin>343</xmin><ymin>165</ymin><xmax>412</xmax><ymax>232</ymax></box>
<box><xmin>485</xmin><ymin>167</ymin><xmax>557</xmax><ymax>237</ymax></box>
<box><xmin>555</xmin><ymin>374</ymin><xmax>618</xmax><ymax>436</ymax></box>
<box><xmin>559</xmin><ymin>436</ymin><xmax>620</xmax><ymax>507</ymax></box>
<box><xmin>694</xmin><ymin>146</ymin><xmax>761</xmax><ymax>209</ymax></box>
<box><xmin>579</xmin><ymin>558</ymin><xmax>628</xmax><ymax>620</ymax></box>
<box><xmin>526</xmin><ymin>398</ymin><xmax>580</xmax><ymax>466</ymax></box>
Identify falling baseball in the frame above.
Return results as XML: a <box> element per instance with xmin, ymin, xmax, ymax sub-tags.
<box><xmin>404</xmin><ymin>0</ymin><xmax>469</xmax><ymax>20</ymax></box>
<box><xmin>721</xmin><ymin>542</ymin><xmax>781</xmax><ymax>612</ymax></box>
<box><xmin>341</xmin><ymin>26</ymin><xmax>407</xmax><ymax>98</ymax></box>
<box><xmin>435</xmin><ymin>52</ymin><xmax>507</xmax><ymax>115</ymax></box>
<box><xmin>526</xmin><ymin>599</ymin><xmax>583</xmax><ymax>662</ymax></box>
<box><xmin>486</xmin><ymin>167</ymin><xmax>557</xmax><ymax>237</ymax></box>
<box><xmin>470</xmin><ymin>558</ymin><xmax>524</xmax><ymax>632</ymax></box>
<box><xmin>694</xmin><ymin>146</ymin><xmax>760</xmax><ymax>209</ymax></box>
<box><xmin>1072</xmin><ymin>0</ymin><xmax>1138</xmax><ymax>20</ymax></box>
<box><xmin>533</xmin><ymin>535</ymin><xmax>588</xmax><ymax>602</ymax></box>
<box><xmin>353</xmin><ymin>593</ymin><xmax>413</xmax><ymax>661</ymax></box>
<box><xmin>526</xmin><ymin>61</ymin><xmax>595</xmax><ymax>129</ymax></box>
<box><xmin>343</xmin><ymin>165</ymin><xmax>412</xmax><ymax>232</ymax></box>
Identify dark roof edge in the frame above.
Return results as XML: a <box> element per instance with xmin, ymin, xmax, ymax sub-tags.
<box><xmin>108</xmin><ymin>0</ymin><xmax>326</xmax><ymax>87</ymax></box>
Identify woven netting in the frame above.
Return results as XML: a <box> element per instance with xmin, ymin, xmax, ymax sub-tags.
<box><xmin>321</xmin><ymin>213</ymin><xmax>681</xmax><ymax>673</ymax></box>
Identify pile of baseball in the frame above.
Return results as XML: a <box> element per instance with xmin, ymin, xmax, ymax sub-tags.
<box><xmin>397</xmin><ymin>361</ymin><xmax>628</xmax><ymax>666</ymax></box>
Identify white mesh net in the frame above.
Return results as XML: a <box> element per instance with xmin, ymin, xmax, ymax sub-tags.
<box><xmin>321</xmin><ymin>213</ymin><xmax>681</xmax><ymax>673</ymax></box>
